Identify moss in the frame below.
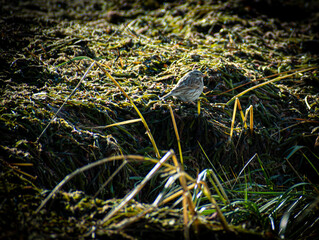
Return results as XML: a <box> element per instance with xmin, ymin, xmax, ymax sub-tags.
<box><xmin>1</xmin><ymin>0</ymin><xmax>318</xmax><ymax>239</ymax></box>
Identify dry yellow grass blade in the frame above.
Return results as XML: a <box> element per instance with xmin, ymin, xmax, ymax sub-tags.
<box><xmin>5</xmin><ymin>163</ymin><xmax>37</xmax><ymax>180</ymax></box>
<box><xmin>245</xmin><ymin>105</ymin><xmax>254</xmax><ymax>134</ymax></box>
<box><xmin>96</xmin><ymin>61</ymin><xmax>161</xmax><ymax>158</ymax></box>
<box><xmin>169</xmin><ymin>104</ymin><xmax>183</xmax><ymax>164</ymax></box>
<box><xmin>226</xmin><ymin>67</ymin><xmax>317</xmax><ymax>105</ymax></box>
<box><xmin>199</xmin><ymin>181</ymin><xmax>231</xmax><ymax>232</ymax></box>
<box><xmin>35</xmin><ymin>155</ymin><xmax>163</xmax><ymax>213</ymax></box>
<box><xmin>159</xmin><ymin>183</ymin><xmax>197</xmax><ymax>206</ymax></box>
<box><xmin>197</xmin><ymin>99</ymin><xmax>201</xmax><ymax>115</ymax></box>
<box><xmin>100</xmin><ymin>150</ymin><xmax>174</xmax><ymax>226</ymax></box>
<box><xmin>230</xmin><ymin>97</ymin><xmax>238</xmax><ymax>140</ymax></box>
<box><xmin>230</xmin><ymin>98</ymin><xmax>253</xmax><ymax>139</ymax></box>
<box><xmin>91</xmin><ymin>118</ymin><xmax>142</xmax><ymax>129</ymax></box>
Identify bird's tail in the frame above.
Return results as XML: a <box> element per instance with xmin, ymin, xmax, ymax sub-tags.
<box><xmin>160</xmin><ymin>92</ymin><xmax>171</xmax><ymax>100</ymax></box>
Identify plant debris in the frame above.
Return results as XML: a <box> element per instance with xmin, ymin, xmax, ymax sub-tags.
<box><xmin>1</xmin><ymin>0</ymin><xmax>319</xmax><ymax>239</ymax></box>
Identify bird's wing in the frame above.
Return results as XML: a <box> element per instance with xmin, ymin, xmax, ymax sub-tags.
<box><xmin>170</xmin><ymin>84</ymin><xmax>194</xmax><ymax>93</ymax></box>
<box><xmin>176</xmin><ymin>74</ymin><xmax>202</xmax><ymax>87</ymax></box>
<box><xmin>175</xmin><ymin>74</ymin><xmax>190</xmax><ymax>87</ymax></box>
<box><xmin>176</xmin><ymin>80</ymin><xmax>201</xmax><ymax>90</ymax></box>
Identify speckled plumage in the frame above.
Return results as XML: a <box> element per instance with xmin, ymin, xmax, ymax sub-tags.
<box><xmin>161</xmin><ymin>70</ymin><xmax>204</xmax><ymax>102</ymax></box>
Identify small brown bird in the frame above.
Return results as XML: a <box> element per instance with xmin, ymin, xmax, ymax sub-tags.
<box><xmin>161</xmin><ymin>70</ymin><xmax>204</xmax><ymax>102</ymax></box>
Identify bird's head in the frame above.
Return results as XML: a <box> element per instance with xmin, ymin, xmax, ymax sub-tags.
<box><xmin>191</xmin><ymin>70</ymin><xmax>206</xmax><ymax>79</ymax></box>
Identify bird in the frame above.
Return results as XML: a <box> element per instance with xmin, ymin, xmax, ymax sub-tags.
<box><xmin>161</xmin><ymin>70</ymin><xmax>205</xmax><ymax>102</ymax></box>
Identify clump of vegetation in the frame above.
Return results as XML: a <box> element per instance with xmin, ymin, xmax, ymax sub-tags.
<box><xmin>1</xmin><ymin>0</ymin><xmax>318</xmax><ymax>239</ymax></box>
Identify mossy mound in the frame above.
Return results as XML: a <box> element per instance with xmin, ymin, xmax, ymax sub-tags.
<box><xmin>1</xmin><ymin>0</ymin><xmax>319</xmax><ymax>239</ymax></box>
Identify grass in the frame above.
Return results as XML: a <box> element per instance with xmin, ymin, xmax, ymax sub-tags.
<box><xmin>31</xmin><ymin>58</ymin><xmax>318</xmax><ymax>239</ymax></box>
<box><xmin>1</xmin><ymin>0</ymin><xmax>319</xmax><ymax>239</ymax></box>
